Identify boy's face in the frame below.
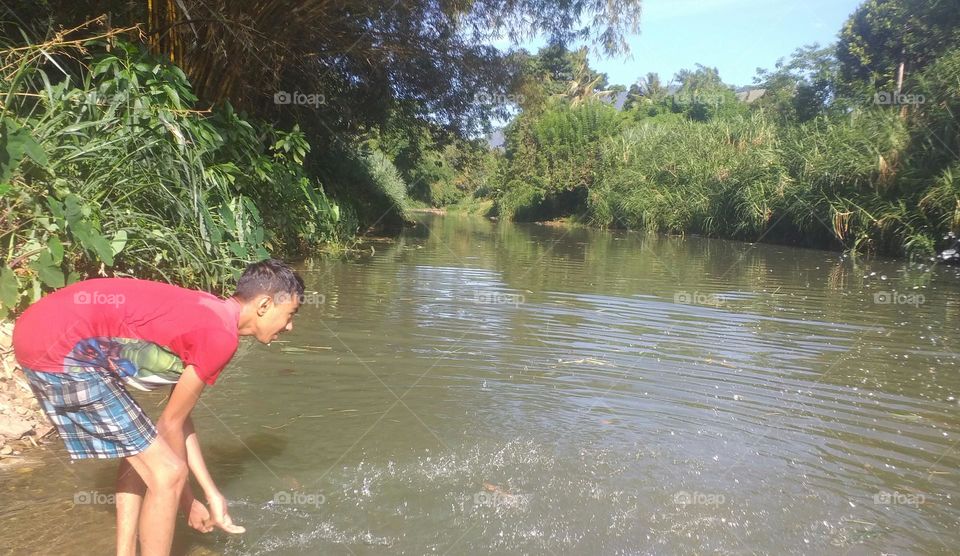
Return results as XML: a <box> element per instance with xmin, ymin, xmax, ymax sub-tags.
<box><xmin>252</xmin><ymin>293</ymin><xmax>300</xmax><ymax>344</ymax></box>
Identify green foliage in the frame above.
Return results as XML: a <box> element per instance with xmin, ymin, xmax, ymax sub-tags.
<box><xmin>910</xmin><ymin>46</ymin><xmax>960</xmax><ymax>170</ymax></box>
<box><xmin>591</xmin><ymin>114</ymin><xmax>785</xmax><ymax>238</ymax></box>
<box><xmin>365</xmin><ymin>150</ymin><xmax>410</xmax><ymax>215</ymax></box>
<box><xmin>0</xmin><ymin>39</ymin><xmax>342</xmax><ymax>317</ymax></box>
<box><xmin>409</xmin><ymin>151</ymin><xmax>458</xmax><ymax>206</ymax></box>
<box><xmin>516</xmin><ymin>45</ymin><xmax>614</xmax><ymax>111</ymax></box>
<box><xmin>837</xmin><ymin>0</ymin><xmax>960</xmax><ymax>91</ymax></box>
<box><xmin>622</xmin><ymin>65</ymin><xmax>747</xmax><ymax>123</ymax></box>
<box><xmin>497</xmin><ymin>100</ymin><xmax>623</xmax><ymax>219</ymax></box>
<box><xmin>458</xmin><ymin>4</ymin><xmax>960</xmax><ymax>260</ymax></box>
<box><xmin>367</xmin><ymin>107</ymin><xmax>503</xmax><ymax>208</ymax></box>
<box><xmin>912</xmin><ymin>47</ymin><xmax>960</xmax><ymax>236</ymax></box>
<box><xmin>623</xmin><ymin>72</ymin><xmax>668</xmax><ymax>112</ymax></box>
<box><xmin>487</xmin><ymin>95</ymin><xmax>955</xmax><ymax>257</ymax></box>
<box><xmin>309</xmin><ymin>142</ymin><xmax>410</xmax><ymax>232</ymax></box>
<box><xmin>920</xmin><ymin>164</ymin><xmax>960</xmax><ymax>234</ymax></box>
<box><xmin>498</xmin><ymin>179</ymin><xmax>547</xmax><ymax>220</ymax></box>
<box><xmin>447</xmin><ymin>141</ymin><xmax>503</xmax><ymax>202</ymax></box>
<box><xmin>752</xmin><ymin>44</ymin><xmax>840</xmax><ymax>122</ymax></box>
<box><xmin>20</xmin><ymin>0</ymin><xmax>641</xmax><ymax>140</ymax></box>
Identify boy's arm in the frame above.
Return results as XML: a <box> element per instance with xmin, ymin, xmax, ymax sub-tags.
<box><xmin>175</xmin><ymin>418</ymin><xmax>213</xmax><ymax>533</ymax></box>
<box><xmin>158</xmin><ymin>364</ymin><xmax>206</xmax><ymax>427</ymax></box>
<box><xmin>160</xmin><ymin>365</ymin><xmax>245</xmax><ymax>534</ymax></box>
<box><xmin>184</xmin><ymin>416</ymin><xmax>217</xmax><ymax>497</ymax></box>
<box><xmin>157</xmin><ymin>365</ymin><xmax>209</xmax><ymax>530</ymax></box>
<box><xmin>155</xmin><ymin>364</ymin><xmax>204</xmax><ymax>492</ymax></box>
<box><xmin>158</xmin><ymin>365</ymin><xmax>205</xmax><ymax>524</ymax></box>
<box><xmin>184</xmin><ymin>415</ymin><xmax>244</xmax><ymax>533</ymax></box>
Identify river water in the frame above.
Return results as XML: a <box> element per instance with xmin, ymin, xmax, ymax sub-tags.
<box><xmin>2</xmin><ymin>213</ymin><xmax>960</xmax><ymax>555</ymax></box>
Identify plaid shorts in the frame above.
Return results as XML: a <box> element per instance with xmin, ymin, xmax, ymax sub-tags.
<box><xmin>22</xmin><ymin>349</ymin><xmax>159</xmax><ymax>460</ymax></box>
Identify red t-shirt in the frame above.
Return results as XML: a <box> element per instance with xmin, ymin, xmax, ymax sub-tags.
<box><xmin>13</xmin><ymin>278</ymin><xmax>241</xmax><ymax>385</ymax></box>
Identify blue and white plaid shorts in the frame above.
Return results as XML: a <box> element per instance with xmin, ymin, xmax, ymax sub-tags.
<box><xmin>21</xmin><ymin>344</ymin><xmax>159</xmax><ymax>460</ymax></box>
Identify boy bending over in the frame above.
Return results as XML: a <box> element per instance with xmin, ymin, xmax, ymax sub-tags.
<box><xmin>12</xmin><ymin>259</ymin><xmax>303</xmax><ymax>555</ymax></box>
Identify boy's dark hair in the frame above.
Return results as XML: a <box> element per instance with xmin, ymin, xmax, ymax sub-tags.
<box><xmin>234</xmin><ymin>259</ymin><xmax>305</xmax><ymax>302</ymax></box>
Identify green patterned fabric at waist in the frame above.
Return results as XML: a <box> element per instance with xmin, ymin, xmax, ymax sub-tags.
<box><xmin>66</xmin><ymin>337</ymin><xmax>185</xmax><ymax>391</ymax></box>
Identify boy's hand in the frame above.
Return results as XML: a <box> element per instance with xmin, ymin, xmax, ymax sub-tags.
<box><xmin>205</xmin><ymin>492</ymin><xmax>246</xmax><ymax>534</ymax></box>
<box><xmin>185</xmin><ymin>499</ymin><xmax>214</xmax><ymax>533</ymax></box>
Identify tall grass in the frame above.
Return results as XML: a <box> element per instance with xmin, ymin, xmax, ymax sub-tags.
<box><xmin>489</xmin><ymin>47</ymin><xmax>960</xmax><ymax>258</ymax></box>
<box><xmin>590</xmin><ymin>114</ymin><xmax>787</xmax><ymax>238</ymax></box>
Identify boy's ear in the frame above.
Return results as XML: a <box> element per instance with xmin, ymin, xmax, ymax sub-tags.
<box><xmin>256</xmin><ymin>294</ymin><xmax>272</xmax><ymax>316</ymax></box>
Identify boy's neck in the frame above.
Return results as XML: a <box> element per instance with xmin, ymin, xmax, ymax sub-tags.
<box><xmin>230</xmin><ymin>297</ymin><xmax>257</xmax><ymax>336</ymax></box>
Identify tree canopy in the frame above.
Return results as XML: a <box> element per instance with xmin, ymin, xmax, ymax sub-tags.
<box><xmin>837</xmin><ymin>0</ymin><xmax>960</xmax><ymax>90</ymax></box>
<box><xmin>10</xmin><ymin>0</ymin><xmax>642</xmax><ymax>137</ymax></box>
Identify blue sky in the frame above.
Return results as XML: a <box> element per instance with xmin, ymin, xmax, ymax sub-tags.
<box><xmin>492</xmin><ymin>0</ymin><xmax>865</xmax><ymax>88</ymax></box>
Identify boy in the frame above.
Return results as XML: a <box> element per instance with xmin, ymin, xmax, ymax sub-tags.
<box><xmin>12</xmin><ymin>259</ymin><xmax>303</xmax><ymax>556</ymax></box>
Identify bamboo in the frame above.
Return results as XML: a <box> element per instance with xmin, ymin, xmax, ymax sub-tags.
<box><xmin>147</xmin><ymin>0</ymin><xmax>153</xmax><ymax>51</ymax></box>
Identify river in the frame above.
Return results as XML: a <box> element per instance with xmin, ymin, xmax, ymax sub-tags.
<box><xmin>2</xmin><ymin>213</ymin><xmax>959</xmax><ymax>555</ymax></box>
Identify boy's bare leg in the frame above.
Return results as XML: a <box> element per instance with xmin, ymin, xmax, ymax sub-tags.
<box><xmin>125</xmin><ymin>434</ymin><xmax>189</xmax><ymax>556</ymax></box>
<box><xmin>117</xmin><ymin>366</ymin><xmax>206</xmax><ymax>554</ymax></box>
<box><xmin>116</xmin><ymin>458</ymin><xmax>146</xmax><ymax>556</ymax></box>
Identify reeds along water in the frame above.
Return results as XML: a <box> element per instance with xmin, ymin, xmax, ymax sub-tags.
<box><xmin>492</xmin><ymin>49</ymin><xmax>960</xmax><ymax>259</ymax></box>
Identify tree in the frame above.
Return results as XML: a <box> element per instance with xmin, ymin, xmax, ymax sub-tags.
<box><xmin>837</xmin><ymin>0</ymin><xmax>960</xmax><ymax>93</ymax></box>
<box><xmin>12</xmin><ymin>0</ymin><xmax>642</xmax><ymax>138</ymax></box>
<box><xmin>638</xmin><ymin>72</ymin><xmax>667</xmax><ymax>99</ymax></box>
<box><xmin>675</xmin><ymin>64</ymin><xmax>724</xmax><ymax>91</ymax></box>
<box><xmin>562</xmin><ymin>47</ymin><xmax>613</xmax><ymax>105</ymax></box>
<box><xmin>622</xmin><ymin>72</ymin><xmax>667</xmax><ymax>113</ymax></box>
<box><xmin>510</xmin><ymin>43</ymin><xmax>613</xmax><ymax>113</ymax></box>
<box><xmin>672</xmin><ymin>64</ymin><xmax>742</xmax><ymax>122</ymax></box>
<box><xmin>753</xmin><ymin>43</ymin><xmax>839</xmax><ymax>122</ymax></box>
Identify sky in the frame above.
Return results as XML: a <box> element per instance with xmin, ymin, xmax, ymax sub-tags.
<box><xmin>491</xmin><ymin>0</ymin><xmax>866</xmax><ymax>89</ymax></box>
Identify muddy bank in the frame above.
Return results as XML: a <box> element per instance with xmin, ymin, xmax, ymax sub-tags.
<box><xmin>0</xmin><ymin>321</ymin><xmax>54</xmax><ymax>463</ymax></box>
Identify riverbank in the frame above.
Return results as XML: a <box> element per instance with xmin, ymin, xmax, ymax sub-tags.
<box><xmin>408</xmin><ymin>207</ymin><xmax>449</xmax><ymax>215</ymax></box>
<box><xmin>446</xmin><ymin>44</ymin><xmax>960</xmax><ymax>259</ymax></box>
<box><xmin>0</xmin><ymin>321</ymin><xmax>53</xmax><ymax>463</ymax></box>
